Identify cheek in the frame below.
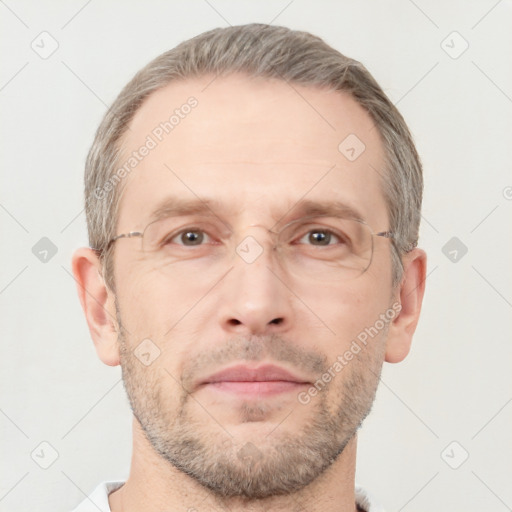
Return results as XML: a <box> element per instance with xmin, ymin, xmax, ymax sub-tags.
<box><xmin>114</xmin><ymin>257</ymin><xmax>220</xmax><ymax>335</ymax></box>
<box><xmin>121</xmin><ymin>340</ymin><xmax>185</xmax><ymax>424</ymax></box>
<box><xmin>294</xmin><ymin>278</ymin><xmax>391</xmax><ymax>355</ymax></box>
<box><xmin>116</xmin><ymin>293</ymin><xmax>188</xmax><ymax>413</ymax></box>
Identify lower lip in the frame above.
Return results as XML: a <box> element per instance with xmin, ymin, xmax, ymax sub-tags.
<box><xmin>204</xmin><ymin>381</ymin><xmax>308</xmax><ymax>396</ymax></box>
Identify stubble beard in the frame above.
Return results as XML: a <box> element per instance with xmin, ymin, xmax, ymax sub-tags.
<box><xmin>116</xmin><ymin>309</ymin><xmax>385</xmax><ymax>499</ymax></box>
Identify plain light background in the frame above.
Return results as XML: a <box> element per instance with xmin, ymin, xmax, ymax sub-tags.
<box><xmin>1</xmin><ymin>1</ymin><xmax>511</xmax><ymax>511</ymax></box>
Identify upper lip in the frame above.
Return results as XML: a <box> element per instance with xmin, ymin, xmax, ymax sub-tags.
<box><xmin>199</xmin><ymin>364</ymin><xmax>310</xmax><ymax>386</ymax></box>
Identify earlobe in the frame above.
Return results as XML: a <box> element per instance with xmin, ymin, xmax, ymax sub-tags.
<box><xmin>385</xmin><ymin>248</ymin><xmax>427</xmax><ymax>363</ymax></box>
<box><xmin>71</xmin><ymin>248</ymin><xmax>120</xmax><ymax>366</ymax></box>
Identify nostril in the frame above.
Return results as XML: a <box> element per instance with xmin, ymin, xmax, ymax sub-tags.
<box><xmin>226</xmin><ymin>317</ymin><xmax>283</xmax><ymax>327</ymax></box>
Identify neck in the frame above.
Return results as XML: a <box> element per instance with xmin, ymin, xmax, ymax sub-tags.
<box><xmin>109</xmin><ymin>417</ymin><xmax>359</xmax><ymax>512</ymax></box>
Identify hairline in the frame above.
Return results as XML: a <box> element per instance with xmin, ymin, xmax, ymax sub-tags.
<box><xmin>87</xmin><ymin>25</ymin><xmax>420</xmax><ymax>293</ymax></box>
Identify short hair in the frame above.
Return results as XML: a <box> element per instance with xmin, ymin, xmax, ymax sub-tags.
<box><xmin>84</xmin><ymin>23</ymin><xmax>422</xmax><ymax>292</ymax></box>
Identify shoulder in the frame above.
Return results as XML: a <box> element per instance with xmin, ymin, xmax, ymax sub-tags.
<box><xmin>69</xmin><ymin>480</ymin><xmax>125</xmax><ymax>512</ymax></box>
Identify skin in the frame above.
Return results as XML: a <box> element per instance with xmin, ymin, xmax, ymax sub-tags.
<box><xmin>72</xmin><ymin>73</ymin><xmax>426</xmax><ymax>512</ymax></box>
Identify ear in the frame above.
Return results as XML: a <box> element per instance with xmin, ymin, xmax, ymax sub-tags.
<box><xmin>71</xmin><ymin>247</ymin><xmax>120</xmax><ymax>366</ymax></box>
<box><xmin>385</xmin><ymin>248</ymin><xmax>427</xmax><ymax>363</ymax></box>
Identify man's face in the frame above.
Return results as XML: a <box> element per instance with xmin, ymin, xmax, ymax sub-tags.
<box><xmin>112</xmin><ymin>74</ymin><xmax>396</xmax><ymax>498</ymax></box>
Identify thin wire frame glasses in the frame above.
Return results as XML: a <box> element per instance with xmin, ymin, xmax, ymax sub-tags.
<box><xmin>102</xmin><ymin>214</ymin><xmax>411</xmax><ymax>282</ymax></box>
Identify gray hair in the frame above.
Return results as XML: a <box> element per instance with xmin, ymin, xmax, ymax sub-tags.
<box><xmin>84</xmin><ymin>23</ymin><xmax>422</xmax><ymax>291</ymax></box>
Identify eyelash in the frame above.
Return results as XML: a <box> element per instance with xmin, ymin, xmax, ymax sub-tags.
<box><xmin>166</xmin><ymin>226</ymin><xmax>344</xmax><ymax>247</ymax></box>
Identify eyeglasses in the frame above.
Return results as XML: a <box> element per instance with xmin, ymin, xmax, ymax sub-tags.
<box><xmin>103</xmin><ymin>214</ymin><xmax>409</xmax><ymax>282</ymax></box>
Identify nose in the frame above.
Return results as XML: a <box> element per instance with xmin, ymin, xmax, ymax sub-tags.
<box><xmin>217</xmin><ymin>232</ymin><xmax>294</xmax><ymax>335</ymax></box>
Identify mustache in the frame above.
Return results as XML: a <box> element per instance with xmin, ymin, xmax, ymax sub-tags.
<box><xmin>180</xmin><ymin>333</ymin><xmax>328</xmax><ymax>391</ymax></box>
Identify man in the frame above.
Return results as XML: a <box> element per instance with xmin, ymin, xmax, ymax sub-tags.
<box><xmin>71</xmin><ymin>23</ymin><xmax>426</xmax><ymax>512</ymax></box>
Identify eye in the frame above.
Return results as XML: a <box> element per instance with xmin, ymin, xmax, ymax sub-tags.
<box><xmin>169</xmin><ymin>229</ymin><xmax>211</xmax><ymax>246</ymax></box>
<box><xmin>297</xmin><ymin>229</ymin><xmax>342</xmax><ymax>246</ymax></box>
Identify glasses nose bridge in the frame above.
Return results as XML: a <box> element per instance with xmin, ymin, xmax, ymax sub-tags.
<box><xmin>238</xmin><ymin>223</ymin><xmax>278</xmax><ymax>244</ymax></box>
<box><xmin>233</xmin><ymin>223</ymin><xmax>282</xmax><ymax>267</ymax></box>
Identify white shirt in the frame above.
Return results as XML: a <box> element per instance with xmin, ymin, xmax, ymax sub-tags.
<box><xmin>70</xmin><ymin>481</ymin><xmax>385</xmax><ymax>512</ymax></box>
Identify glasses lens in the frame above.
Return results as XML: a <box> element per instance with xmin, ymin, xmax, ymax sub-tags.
<box><xmin>140</xmin><ymin>216</ymin><xmax>375</xmax><ymax>281</ymax></box>
<box><xmin>276</xmin><ymin>217</ymin><xmax>374</xmax><ymax>281</ymax></box>
<box><xmin>142</xmin><ymin>217</ymin><xmax>214</xmax><ymax>253</ymax></box>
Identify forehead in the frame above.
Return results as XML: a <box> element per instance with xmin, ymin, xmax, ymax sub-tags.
<box><xmin>116</xmin><ymin>73</ymin><xmax>389</xmax><ymax>230</ymax></box>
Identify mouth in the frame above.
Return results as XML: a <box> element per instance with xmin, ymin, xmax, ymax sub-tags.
<box><xmin>198</xmin><ymin>364</ymin><xmax>312</xmax><ymax>397</ymax></box>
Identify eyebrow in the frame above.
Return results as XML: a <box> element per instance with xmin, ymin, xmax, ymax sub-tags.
<box><xmin>147</xmin><ymin>196</ymin><xmax>366</xmax><ymax>227</ymax></box>
<box><xmin>278</xmin><ymin>199</ymin><xmax>366</xmax><ymax>225</ymax></box>
<box><xmin>148</xmin><ymin>197</ymin><xmax>226</xmax><ymax>223</ymax></box>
